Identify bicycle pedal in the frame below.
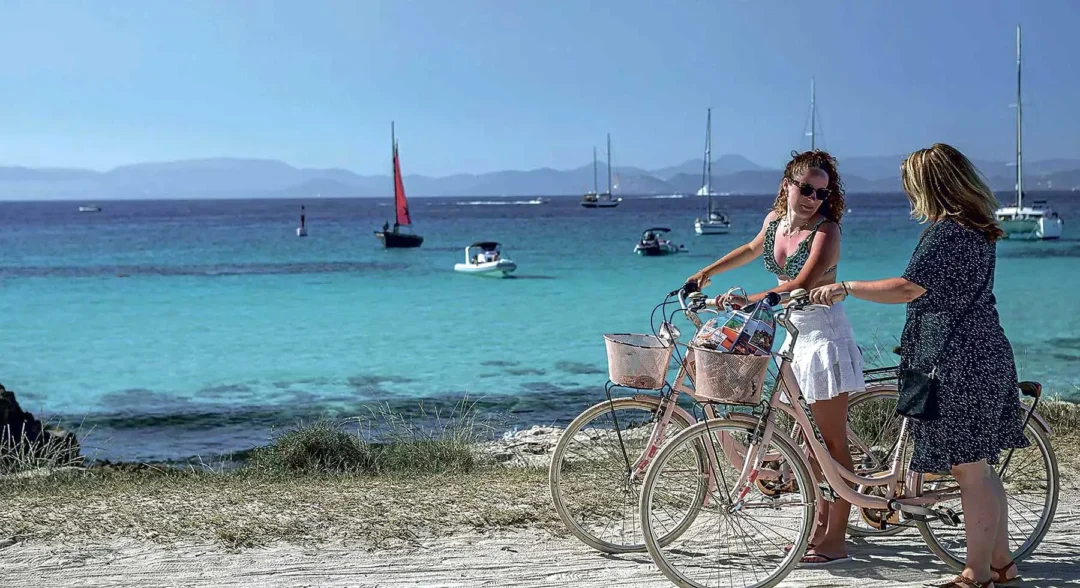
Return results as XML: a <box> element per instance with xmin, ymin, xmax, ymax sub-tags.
<box><xmin>817</xmin><ymin>482</ymin><xmax>837</xmax><ymax>503</ymax></box>
<box><xmin>934</xmin><ymin>507</ymin><xmax>961</xmax><ymax>527</ymax></box>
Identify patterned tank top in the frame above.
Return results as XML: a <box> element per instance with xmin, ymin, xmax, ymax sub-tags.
<box><xmin>763</xmin><ymin>216</ymin><xmax>837</xmax><ymax>280</ymax></box>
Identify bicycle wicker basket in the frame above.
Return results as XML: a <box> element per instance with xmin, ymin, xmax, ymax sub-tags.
<box><xmin>687</xmin><ymin>345</ymin><xmax>770</xmax><ymax>405</ymax></box>
<box><xmin>603</xmin><ymin>333</ymin><xmax>673</xmax><ymax>390</ymax></box>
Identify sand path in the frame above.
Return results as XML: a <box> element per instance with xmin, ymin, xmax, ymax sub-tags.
<box><xmin>2</xmin><ymin>499</ymin><xmax>1076</xmax><ymax>588</ymax></box>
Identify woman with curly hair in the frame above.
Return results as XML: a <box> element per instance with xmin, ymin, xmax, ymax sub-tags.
<box><xmin>688</xmin><ymin>149</ymin><xmax>863</xmax><ymax>566</ymax></box>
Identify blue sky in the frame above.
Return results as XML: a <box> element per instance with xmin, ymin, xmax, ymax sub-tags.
<box><xmin>1</xmin><ymin>0</ymin><xmax>1078</xmax><ymax>176</ymax></box>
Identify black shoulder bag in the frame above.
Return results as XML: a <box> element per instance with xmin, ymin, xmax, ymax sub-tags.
<box><xmin>896</xmin><ymin>250</ymin><xmax>993</xmax><ymax>422</ymax></box>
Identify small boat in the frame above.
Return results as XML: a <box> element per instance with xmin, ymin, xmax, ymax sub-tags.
<box><xmin>454</xmin><ymin>242</ymin><xmax>517</xmax><ymax>277</ymax></box>
<box><xmin>296</xmin><ymin>205</ymin><xmax>308</xmax><ymax>237</ymax></box>
<box><xmin>694</xmin><ymin>108</ymin><xmax>731</xmax><ymax>236</ymax></box>
<box><xmin>634</xmin><ymin>227</ymin><xmax>686</xmax><ymax>256</ymax></box>
<box><xmin>375</xmin><ymin>122</ymin><xmax>424</xmax><ymax>248</ymax></box>
<box><xmin>78</xmin><ymin>204</ymin><xmax>101</xmax><ymax>213</ymax></box>
<box><xmin>995</xmin><ymin>26</ymin><xmax>1063</xmax><ymax>240</ymax></box>
<box><xmin>581</xmin><ymin>135</ymin><xmax>623</xmax><ymax>208</ymax></box>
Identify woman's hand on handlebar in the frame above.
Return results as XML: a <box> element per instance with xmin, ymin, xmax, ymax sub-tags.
<box><xmin>715</xmin><ymin>291</ymin><xmax>748</xmax><ymax>310</ymax></box>
<box><xmin>687</xmin><ymin>271</ymin><xmax>711</xmax><ymax>290</ymax></box>
<box><xmin>809</xmin><ymin>282</ymin><xmax>847</xmax><ymax>306</ymax></box>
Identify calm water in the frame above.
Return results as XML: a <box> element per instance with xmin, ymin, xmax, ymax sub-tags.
<box><xmin>2</xmin><ymin>192</ymin><xmax>1078</xmax><ymax>461</ymax></box>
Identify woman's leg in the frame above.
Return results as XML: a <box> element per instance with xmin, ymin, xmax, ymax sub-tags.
<box><xmin>950</xmin><ymin>460</ymin><xmax>1005</xmax><ymax>584</ymax></box>
<box><xmin>804</xmin><ymin>392</ymin><xmax>852</xmax><ymax>559</ymax></box>
<box><xmin>989</xmin><ymin>468</ymin><xmax>1016</xmax><ymax>582</ymax></box>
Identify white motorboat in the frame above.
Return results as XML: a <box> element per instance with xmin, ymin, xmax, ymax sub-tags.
<box><xmin>634</xmin><ymin>227</ymin><xmax>687</xmax><ymax>256</ymax></box>
<box><xmin>454</xmin><ymin>242</ymin><xmax>517</xmax><ymax>278</ymax></box>
<box><xmin>995</xmin><ymin>26</ymin><xmax>1063</xmax><ymax>240</ymax></box>
<box><xmin>78</xmin><ymin>204</ymin><xmax>101</xmax><ymax>213</ymax></box>
<box><xmin>581</xmin><ymin>135</ymin><xmax>623</xmax><ymax>208</ymax></box>
<box><xmin>694</xmin><ymin>108</ymin><xmax>731</xmax><ymax>235</ymax></box>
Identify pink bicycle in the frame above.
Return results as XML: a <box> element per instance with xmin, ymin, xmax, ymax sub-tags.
<box><xmin>635</xmin><ymin>288</ymin><xmax>1057</xmax><ymax>588</ymax></box>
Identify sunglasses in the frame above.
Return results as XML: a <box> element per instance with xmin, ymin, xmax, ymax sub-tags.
<box><xmin>788</xmin><ymin>178</ymin><xmax>830</xmax><ymax>201</ymax></box>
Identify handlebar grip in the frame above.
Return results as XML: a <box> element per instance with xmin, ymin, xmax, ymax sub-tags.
<box><xmin>670</xmin><ymin>281</ymin><xmax>700</xmax><ymax>297</ymax></box>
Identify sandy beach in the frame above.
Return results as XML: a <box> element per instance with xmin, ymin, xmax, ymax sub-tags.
<box><xmin>2</xmin><ymin>499</ymin><xmax>1078</xmax><ymax>588</ymax></box>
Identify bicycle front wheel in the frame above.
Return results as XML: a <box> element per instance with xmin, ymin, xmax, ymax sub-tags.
<box><xmin>549</xmin><ymin>395</ymin><xmax>700</xmax><ymax>553</ymax></box>
<box><xmin>915</xmin><ymin>416</ymin><xmax>1059</xmax><ymax>571</ymax></box>
<box><xmin>640</xmin><ymin>419</ymin><xmax>815</xmax><ymax>588</ymax></box>
<box><xmin>845</xmin><ymin>384</ymin><xmax>908</xmax><ymax>538</ymax></box>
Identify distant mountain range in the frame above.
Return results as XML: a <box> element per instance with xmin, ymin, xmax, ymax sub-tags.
<box><xmin>2</xmin><ymin>155</ymin><xmax>1079</xmax><ymax>200</ymax></box>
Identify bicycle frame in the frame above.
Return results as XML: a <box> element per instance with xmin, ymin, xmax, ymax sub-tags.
<box><xmin>618</xmin><ymin>346</ymin><xmax>898</xmax><ymax>498</ymax></box>
<box><xmin>601</xmin><ymin>288</ymin><xmax>920</xmax><ymax>524</ymax></box>
<box><xmin>720</xmin><ymin>307</ymin><xmax>967</xmax><ymax>519</ymax></box>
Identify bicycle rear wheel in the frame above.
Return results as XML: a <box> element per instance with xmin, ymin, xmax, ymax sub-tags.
<box><xmin>915</xmin><ymin>416</ymin><xmax>1059</xmax><ymax>570</ymax></box>
<box><xmin>549</xmin><ymin>395</ymin><xmax>702</xmax><ymax>553</ymax></box>
<box><xmin>640</xmin><ymin>419</ymin><xmax>815</xmax><ymax>588</ymax></box>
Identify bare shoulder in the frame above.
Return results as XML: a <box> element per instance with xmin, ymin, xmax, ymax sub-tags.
<box><xmin>762</xmin><ymin>210</ymin><xmax>781</xmax><ymax>226</ymax></box>
<box><xmin>817</xmin><ymin>219</ymin><xmax>842</xmax><ymax>238</ymax></box>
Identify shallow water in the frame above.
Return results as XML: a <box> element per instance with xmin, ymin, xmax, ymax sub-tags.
<box><xmin>2</xmin><ymin>192</ymin><xmax>1077</xmax><ymax>460</ymax></box>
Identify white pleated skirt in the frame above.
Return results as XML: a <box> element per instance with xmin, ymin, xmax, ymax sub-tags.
<box><xmin>779</xmin><ymin>302</ymin><xmax>866</xmax><ymax>404</ymax></box>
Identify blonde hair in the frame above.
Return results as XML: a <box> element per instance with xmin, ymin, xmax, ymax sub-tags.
<box><xmin>901</xmin><ymin>143</ymin><xmax>1004</xmax><ymax>241</ymax></box>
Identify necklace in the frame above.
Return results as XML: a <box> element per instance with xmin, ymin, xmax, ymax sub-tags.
<box><xmin>782</xmin><ymin>215</ymin><xmax>812</xmax><ymax>238</ymax></box>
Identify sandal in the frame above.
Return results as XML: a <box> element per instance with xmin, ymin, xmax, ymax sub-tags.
<box><xmin>799</xmin><ymin>551</ymin><xmax>851</xmax><ymax>567</ymax></box>
<box><xmin>992</xmin><ymin>560</ymin><xmax>1019</xmax><ymax>585</ymax></box>
<box><xmin>935</xmin><ymin>575</ymin><xmax>994</xmax><ymax>588</ymax></box>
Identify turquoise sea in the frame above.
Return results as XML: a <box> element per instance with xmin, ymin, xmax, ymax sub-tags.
<box><xmin>2</xmin><ymin>192</ymin><xmax>1078</xmax><ymax>461</ymax></box>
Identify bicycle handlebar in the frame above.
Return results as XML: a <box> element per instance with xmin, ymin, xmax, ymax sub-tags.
<box><xmin>676</xmin><ymin>286</ymin><xmax>829</xmax><ymax>315</ymax></box>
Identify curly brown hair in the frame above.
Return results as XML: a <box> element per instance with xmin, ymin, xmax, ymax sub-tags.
<box><xmin>770</xmin><ymin>150</ymin><xmax>847</xmax><ymax>224</ymax></box>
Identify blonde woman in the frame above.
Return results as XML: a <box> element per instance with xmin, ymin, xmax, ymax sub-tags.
<box><xmin>688</xmin><ymin>150</ymin><xmax>864</xmax><ymax>566</ymax></box>
<box><xmin>810</xmin><ymin>143</ymin><xmax>1028</xmax><ymax>588</ymax></box>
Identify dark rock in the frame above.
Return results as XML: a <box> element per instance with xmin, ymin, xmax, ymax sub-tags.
<box><xmin>88</xmin><ymin>460</ymin><xmax>159</xmax><ymax>473</ymax></box>
<box><xmin>0</xmin><ymin>382</ymin><xmax>82</xmax><ymax>468</ymax></box>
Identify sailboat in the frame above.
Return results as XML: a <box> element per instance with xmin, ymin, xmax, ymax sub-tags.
<box><xmin>374</xmin><ymin>122</ymin><xmax>424</xmax><ymax>248</ymax></box>
<box><xmin>995</xmin><ymin>25</ymin><xmax>1063</xmax><ymax>240</ymax></box>
<box><xmin>581</xmin><ymin>134</ymin><xmax>623</xmax><ymax>208</ymax></box>
<box><xmin>694</xmin><ymin>108</ymin><xmax>730</xmax><ymax>235</ymax></box>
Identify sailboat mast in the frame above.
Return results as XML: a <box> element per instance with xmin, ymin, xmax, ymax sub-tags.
<box><xmin>809</xmin><ymin>77</ymin><xmax>816</xmax><ymax>150</ymax></box>
<box><xmin>606</xmin><ymin>133</ymin><xmax>612</xmax><ymax>194</ymax></box>
<box><xmin>592</xmin><ymin>146</ymin><xmax>598</xmax><ymax>194</ymax></box>
<box><xmin>1016</xmin><ymin>25</ymin><xmax>1023</xmax><ymax>209</ymax></box>
<box><xmin>705</xmin><ymin>108</ymin><xmax>712</xmax><ymax>213</ymax></box>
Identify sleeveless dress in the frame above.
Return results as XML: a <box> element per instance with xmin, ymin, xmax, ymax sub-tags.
<box><xmin>765</xmin><ymin>216</ymin><xmax>865</xmax><ymax>403</ymax></box>
<box><xmin>900</xmin><ymin>219</ymin><xmax>1029</xmax><ymax>473</ymax></box>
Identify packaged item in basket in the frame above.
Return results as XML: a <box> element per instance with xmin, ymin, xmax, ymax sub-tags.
<box><xmin>692</xmin><ymin>301</ymin><xmax>776</xmax><ymax>356</ymax></box>
<box><xmin>690</xmin><ymin>314</ymin><xmax>728</xmax><ymax>351</ymax></box>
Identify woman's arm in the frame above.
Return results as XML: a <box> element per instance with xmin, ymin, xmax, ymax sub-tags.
<box><xmin>846</xmin><ymin>278</ymin><xmax>925</xmax><ymax>303</ymax></box>
<box><xmin>809</xmin><ymin>277</ymin><xmax>926</xmax><ymax>305</ymax></box>
<box><xmin>688</xmin><ymin>212</ymin><xmax>773</xmax><ymax>286</ymax></box>
<box><xmin>744</xmin><ymin>220</ymin><xmax>840</xmax><ymax>304</ymax></box>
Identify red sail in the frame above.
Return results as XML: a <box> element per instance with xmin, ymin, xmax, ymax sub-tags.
<box><xmin>393</xmin><ymin>144</ymin><xmax>412</xmax><ymax>226</ymax></box>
